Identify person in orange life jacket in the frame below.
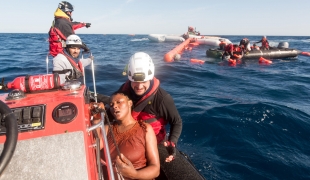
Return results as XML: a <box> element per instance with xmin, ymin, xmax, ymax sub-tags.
<box><xmin>53</xmin><ymin>34</ymin><xmax>93</xmax><ymax>84</ymax></box>
<box><xmin>239</xmin><ymin>38</ymin><xmax>251</xmax><ymax>53</ymax></box>
<box><xmin>117</xmin><ymin>52</ymin><xmax>205</xmax><ymax>180</ymax></box>
<box><xmin>221</xmin><ymin>43</ymin><xmax>234</xmax><ymax>60</ymax></box>
<box><xmin>219</xmin><ymin>39</ymin><xmax>227</xmax><ymax>50</ymax></box>
<box><xmin>92</xmin><ymin>92</ymin><xmax>160</xmax><ymax>180</ymax></box>
<box><xmin>48</xmin><ymin>1</ymin><xmax>91</xmax><ymax>57</ymax></box>
<box><xmin>256</xmin><ymin>36</ymin><xmax>270</xmax><ymax>50</ymax></box>
<box><xmin>251</xmin><ymin>43</ymin><xmax>260</xmax><ymax>50</ymax></box>
<box><xmin>232</xmin><ymin>44</ymin><xmax>244</xmax><ymax>60</ymax></box>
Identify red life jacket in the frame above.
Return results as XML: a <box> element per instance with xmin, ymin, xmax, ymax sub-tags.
<box><xmin>262</xmin><ymin>39</ymin><xmax>269</xmax><ymax>49</ymax></box>
<box><xmin>121</xmin><ymin>78</ymin><xmax>168</xmax><ymax>144</ymax></box>
<box><xmin>48</xmin><ymin>24</ymin><xmax>68</xmax><ymax>57</ymax></box>
<box><xmin>52</xmin><ymin>52</ymin><xmax>84</xmax><ymax>81</ymax></box>
<box><xmin>224</xmin><ymin>44</ymin><xmax>234</xmax><ymax>52</ymax></box>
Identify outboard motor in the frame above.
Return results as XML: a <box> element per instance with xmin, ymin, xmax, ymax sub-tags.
<box><xmin>278</xmin><ymin>42</ymin><xmax>289</xmax><ymax>49</ymax></box>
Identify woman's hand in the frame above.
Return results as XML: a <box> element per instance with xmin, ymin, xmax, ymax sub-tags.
<box><xmin>115</xmin><ymin>154</ymin><xmax>137</xmax><ymax>179</ymax></box>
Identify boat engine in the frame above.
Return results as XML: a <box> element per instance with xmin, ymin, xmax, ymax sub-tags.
<box><xmin>278</xmin><ymin>42</ymin><xmax>289</xmax><ymax>49</ymax></box>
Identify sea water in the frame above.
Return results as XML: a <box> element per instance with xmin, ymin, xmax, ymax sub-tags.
<box><xmin>0</xmin><ymin>33</ymin><xmax>309</xmax><ymax>179</ymax></box>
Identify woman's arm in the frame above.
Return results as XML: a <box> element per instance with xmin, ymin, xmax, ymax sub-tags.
<box><xmin>115</xmin><ymin>123</ymin><xmax>160</xmax><ymax>179</ymax></box>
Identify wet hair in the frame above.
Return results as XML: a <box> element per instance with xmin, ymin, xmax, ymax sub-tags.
<box><xmin>110</xmin><ymin>90</ymin><xmax>147</xmax><ymax>131</ymax></box>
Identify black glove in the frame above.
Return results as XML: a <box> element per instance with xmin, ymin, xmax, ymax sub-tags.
<box><xmin>85</xmin><ymin>23</ymin><xmax>91</xmax><ymax>28</ymax></box>
<box><xmin>82</xmin><ymin>42</ymin><xmax>90</xmax><ymax>53</ymax></box>
<box><xmin>165</xmin><ymin>141</ymin><xmax>176</xmax><ymax>158</ymax></box>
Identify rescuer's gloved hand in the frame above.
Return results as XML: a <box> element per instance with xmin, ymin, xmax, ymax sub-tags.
<box><xmin>163</xmin><ymin>141</ymin><xmax>176</xmax><ymax>162</ymax></box>
<box><xmin>85</xmin><ymin>23</ymin><xmax>91</xmax><ymax>28</ymax></box>
<box><xmin>82</xmin><ymin>43</ymin><xmax>90</xmax><ymax>53</ymax></box>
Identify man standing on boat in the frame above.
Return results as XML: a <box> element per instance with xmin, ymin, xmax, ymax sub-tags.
<box><xmin>118</xmin><ymin>52</ymin><xmax>205</xmax><ymax>180</ymax></box>
<box><xmin>256</xmin><ymin>36</ymin><xmax>270</xmax><ymax>50</ymax></box>
<box><xmin>48</xmin><ymin>1</ymin><xmax>91</xmax><ymax>57</ymax></box>
<box><xmin>53</xmin><ymin>34</ymin><xmax>92</xmax><ymax>84</ymax></box>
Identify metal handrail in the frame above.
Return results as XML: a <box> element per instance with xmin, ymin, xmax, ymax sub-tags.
<box><xmin>87</xmin><ymin>112</ymin><xmax>115</xmax><ymax>180</ymax></box>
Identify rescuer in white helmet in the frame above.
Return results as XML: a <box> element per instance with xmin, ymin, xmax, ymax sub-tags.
<box><xmin>115</xmin><ymin>52</ymin><xmax>205</xmax><ymax>180</ymax></box>
<box><xmin>53</xmin><ymin>34</ymin><xmax>93</xmax><ymax>84</ymax></box>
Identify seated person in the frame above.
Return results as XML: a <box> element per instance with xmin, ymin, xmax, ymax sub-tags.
<box><xmin>251</xmin><ymin>43</ymin><xmax>260</xmax><ymax>50</ymax></box>
<box><xmin>256</xmin><ymin>36</ymin><xmax>270</xmax><ymax>50</ymax></box>
<box><xmin>93</xmin><ymin>92</ymin><xmax>160</xmax><ymax>180</ymax></box>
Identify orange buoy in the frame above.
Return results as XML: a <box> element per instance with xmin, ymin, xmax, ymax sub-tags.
<box><xmin>259</xmin><ymin>57</ymin><xmax>272</xmax><ymax>64</ymax></box>
<box><xmin>190</xmin><ymin>59</ymin><xmax>205</xmax><ymax>64</ymax></box>
<box><xmin>189</xmin><ymin>42</ymin><xmax>199</xmax><ymax>46</ymax></box>
<box><xmin>228</xmin><ymin>59</ymin><xmax>236</xmax><ymax>66</ymax></box>
<box><xmin>164</xmin><ymin>38</ymin><xmax>193</xmax><ymax>62</ymax></box>
<box><xmin>301</xmin><ymin>52</ymin><xmax>310</xmax><ymax>56</ymax></box>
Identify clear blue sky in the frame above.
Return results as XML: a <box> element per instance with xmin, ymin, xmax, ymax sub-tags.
<box><xmin>1</xmin><ymin>0</ymin><xmax>309</xmax><ymax>36</ymax></box>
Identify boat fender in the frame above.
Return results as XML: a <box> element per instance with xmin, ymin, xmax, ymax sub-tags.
<box><xmin>0</xmin><ymin>100</ymin><xmax>18</xmax><ymax>175</ymax></box>
<box><xmin>277</xmin><ymin>42</ymin><xmax>289</xmax><ymax>49</ymax></box>
<box><xmin>6</xmin><ymin>73</ymin><xmax>61</xmax><ymax>92</ymax></box>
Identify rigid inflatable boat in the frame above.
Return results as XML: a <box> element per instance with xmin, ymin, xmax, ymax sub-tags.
<box><xmin>0</xmin><ymin>57</ymin><xmax>206</xmax><ymax>180</ymax></box>
<box><xmin>206</xmin><ymin>42</ymin><xmax>300</xmax><ymax>60</ymax></box>
<box><xmin>148</xmin><ymin>34</ymin><xmax>185</xmax><ymax>42</ymax></box>
<box><xmin>148</xmin><ymin>34</ymin><xmax>231</xmax><ymax>46</ymax></box>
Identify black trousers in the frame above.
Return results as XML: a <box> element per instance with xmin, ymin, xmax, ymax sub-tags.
<box><xmin>156</xmin><ymin>144</ymin><xmax>205</xmax><ymax>180</ymax></box>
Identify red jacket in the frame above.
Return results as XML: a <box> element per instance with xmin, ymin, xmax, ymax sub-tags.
<box><xmin>48</xmin><ymin>8</ymin><xmax>85</xmax><ymax>56</ymax></box>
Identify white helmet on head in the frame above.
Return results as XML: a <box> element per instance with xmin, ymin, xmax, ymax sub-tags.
<box><xmin>66</xmin><ymin>34</ymin><xmax>82</xmax><ymax>47</ymax></box>
<box><xmin>127</xmin><ymin>52</ymin><xmax>154</xmax><ymax>82</ymax></box>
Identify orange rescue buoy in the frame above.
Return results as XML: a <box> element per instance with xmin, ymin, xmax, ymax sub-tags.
<box><xmin>228</xmin><ymin>59</ymin><xmax>236</xmax><ymax>66</ymax></box>
<box><xmin>190</xmin><ymin>59</ymin><xmax>205</xmax><ymax>64</ymax></box>
<box><xmin>164</xmin><ymin>38</ymin><xmax>193</xmax><ymax>62</ymax></box>
<box><xmin>259</xmin><ymin>57</ymin><xmax>272</xmax><ymax>64</ymax></box>
<box><xmin>301</xmin><ymin>52</ymin><xmax>310</xmax><ymax>56</ymax></box>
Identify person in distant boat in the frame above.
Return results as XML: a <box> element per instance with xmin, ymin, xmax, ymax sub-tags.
<box><xmin>251</xmin><ymin>43</ymin><xmax>260</xmax><ymax>50</ymax></box>
<box><xmin>48</xmin><ymin>1</ymin><xmax>91</xmax><ymax>57</ymax></box>
<box><xmin>93</xmin><ymin>92</ymin><xmax>160</xmax><ymax>180</ymax></box>
<box><xmin>53</xmin><ymin>34</ymin><xmax>92</xmax><ymax>84</ymax></box>
<box><xmin>222</xmin><ymin>44</ymin><xmax>243</xmax><ymax>61</ymax></box>
<box><xmin>219</xmin><ymin>39</ymin><xmax>227</xmax><ymax>50</ymax></box>
<box><xmin>256</xmin><ymin>36</ymin><xmax>270</xmax><ymax>50</ymax></box>
<box><xmin>222</xmin><ymin>43</ymin><xmax>234</xmax><ymax>60</ymax></box>
<box><xmin>113</xmin><ymin>52</ymin><xmax>205</xmax><ymax>180</ymax></box>
<box><xmin>188</xmin><ymin>26</ymin><xmax>195</xmax><ymax>35</ymax></box>
<box><xmin>239</xmin><ymin>38</ymin><xmax>251</xmax><ymax>53</ymax></box>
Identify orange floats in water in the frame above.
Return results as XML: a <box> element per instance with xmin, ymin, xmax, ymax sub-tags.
<box><xmin>190</xmin><ymin>59</ymin><xmax>205</xmax><ymax>64</ymax></box>
<box><xmin>164</xmin><ymin>38</ymin><xmax>193</xmax><ymax>62</ymax></box>
<box><xmin>189</xmin><ymin>42</ymin><xmax>199</xmax><ymax>46</ymax></box>
<box><xmin>259</xmin><ymin>57</ymin><xmax>272</xmax><ymax>64</ymax></box>
<box><xmin>228</xmin><ymin>59</ymin><xmax>236</xmax><ymax>66</ymax></box>
<box><xmin>300</xmin><ymin>52</ymin><xmax>310</xmax><ymax>56</ymax></box>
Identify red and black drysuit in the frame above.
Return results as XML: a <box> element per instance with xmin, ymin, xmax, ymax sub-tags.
<box><xmin>119</xmin><ymin>77</ymin><xmax>182</xmax><ymax>144</ymax></box>
<box><xmin>119</xmin><ymin>78</ymin><xmax>205</xmax><ymax>180</ymax></box>
<box><xmin>48</xmin><ymin>8</ymin><xmax>86</xmax><ymax>57</ymax></box>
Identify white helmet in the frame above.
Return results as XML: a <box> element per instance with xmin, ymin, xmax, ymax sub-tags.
<box><xmin>127</xmin><ymin>52</ymin><xmax>154</xmax><ymax>82</ymax></box>
<box><xmin>66</xmin><ymin>34</ymin><xmax>82</xmax><ymax>47</ymax></box>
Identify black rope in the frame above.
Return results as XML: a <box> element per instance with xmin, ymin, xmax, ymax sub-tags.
<box><xmin>100</xmin><ymin>108</ymin><xmax>125</xmax><ymax>163</ymax></box>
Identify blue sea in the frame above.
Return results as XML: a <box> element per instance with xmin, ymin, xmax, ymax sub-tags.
<box><xmin>0</xmin><ymin>33</ymin><xmax>310</xmax><ymax>179</ymax></box>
